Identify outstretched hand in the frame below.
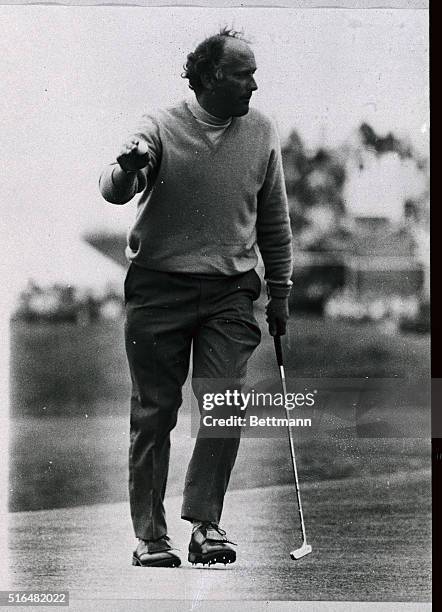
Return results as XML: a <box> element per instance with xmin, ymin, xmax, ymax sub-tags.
<box><xmin>266</xmin><ymin>296</ymin><xmax>289</xmax><ymax>336</ymax></box>
<box><xmin>117</xmin><ymin>138</ymin><xmax>150</xmax><ymax>173</ymax></box>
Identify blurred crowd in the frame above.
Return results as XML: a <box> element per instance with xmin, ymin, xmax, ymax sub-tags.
<box><xmin>13</xmin><ymin>281</ymin><xmax>124</xmax><ymax>324</ymax></box>
<box><xmin>324</xmin><ymin>288</ymin><xmax>429</xmax><ymax>333</ymax></box>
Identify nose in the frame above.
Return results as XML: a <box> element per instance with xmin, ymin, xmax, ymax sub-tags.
<box><xmin>250</xmin><ymin>76</ymin><xmax>258</xmax><ymax>91</ymax></box>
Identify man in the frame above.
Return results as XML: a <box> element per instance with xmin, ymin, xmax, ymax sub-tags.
<box><xmin>99</xmin><ymin>28</ymin><xmax>293</xmax><ymax>568</ymax></box>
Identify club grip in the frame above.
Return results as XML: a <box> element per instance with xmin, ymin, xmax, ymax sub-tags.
<box><xmin>273</xmin><ymin>335</ymin><xmax>284</xmax><ymax>367</ymax></box>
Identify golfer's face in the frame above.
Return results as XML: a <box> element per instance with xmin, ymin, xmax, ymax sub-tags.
<box><xmin>213</xmin><ymin>40</ymin><xmax>258</xmax><ymax>117</ymax></box>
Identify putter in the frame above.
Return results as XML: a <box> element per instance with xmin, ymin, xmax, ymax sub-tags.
<box><xmin>274</xmin><ymin>334</ymin><xmax>312</xmax><ymax>560</ymax></box>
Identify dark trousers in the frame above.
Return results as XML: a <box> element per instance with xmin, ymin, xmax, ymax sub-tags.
<box><xmin>124</xmin><ymin>264</ymin><xmax>262</xmax><ymax>541</ymax></box>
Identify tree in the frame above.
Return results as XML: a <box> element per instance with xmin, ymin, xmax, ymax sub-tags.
<box><xmin>282</xmin><ymin>131</ymin><xmax>347</xmax><ymax>246</ymax></box>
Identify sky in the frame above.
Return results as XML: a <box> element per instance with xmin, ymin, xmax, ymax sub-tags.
<box><xmin>0</xmin><ymin>5</ymin><xmax>429</xmax><ymax>296</ymax></box>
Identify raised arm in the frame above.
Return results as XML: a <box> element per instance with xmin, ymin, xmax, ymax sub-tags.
<box><xmin>99</xmin><ymin>114</ymin><xmax>162</xmax><ymax>205</ymax></box>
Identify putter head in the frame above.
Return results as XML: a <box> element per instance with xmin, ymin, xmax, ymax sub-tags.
<box><xmin>290</xmin><ymin>543</ymin><xmax>312</xmax><ymax>560</ymax></box>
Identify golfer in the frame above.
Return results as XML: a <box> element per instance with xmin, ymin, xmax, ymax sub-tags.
<box><xmin>99</xmin><ymin>28</ymin><xmax>293</xmax><ymax>568</ymax></box>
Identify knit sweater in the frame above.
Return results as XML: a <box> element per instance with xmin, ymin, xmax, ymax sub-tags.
<box><xmin>99</xmin><ymin>100</ymin><xmax>293</xmax><ymax>296</ymax></box>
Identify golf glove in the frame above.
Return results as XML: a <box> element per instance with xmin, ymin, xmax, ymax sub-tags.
<box><xmin>266</xmin><ymin>296</ymin><xmax>289</xmax><ymax>336</ymax></box>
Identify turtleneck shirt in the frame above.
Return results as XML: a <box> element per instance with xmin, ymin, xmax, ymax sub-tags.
<box><xmin>186</xmin><ymin>97</ymin><xmax>232</xmax><ymax>146</ymax></box>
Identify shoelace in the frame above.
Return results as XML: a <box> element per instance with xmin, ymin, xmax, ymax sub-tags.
<box><xmin>205</xmin><ymin>522</ymin><xmax>237</xmax><ymax>546</ymax></box>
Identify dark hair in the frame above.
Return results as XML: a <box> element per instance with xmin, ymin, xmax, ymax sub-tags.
<box><xmin>182</xmin><ymin>27</ymin><xmax>248</xmax><ymax>93</ymax></box>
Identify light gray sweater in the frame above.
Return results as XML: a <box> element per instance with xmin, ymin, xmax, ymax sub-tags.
<box><xmin>99</xmin><ymin>100</ymin><xmax>293</xmax><ymax>297</ymax></box>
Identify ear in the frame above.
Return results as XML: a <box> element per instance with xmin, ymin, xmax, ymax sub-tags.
<box><xmin>200</xmin><ymin>72</ymin><xmax>215</xmax><ymax>91</ymax></box>
<box><xmin>201</xmin><ymin>67</ymin><xmax>224</xmax><ymax>91</ymax></box>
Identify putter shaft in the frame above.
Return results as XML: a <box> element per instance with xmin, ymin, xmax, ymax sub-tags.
<box><xmin>274</xmin><ymin>335</ymin><xmax>312</xmax><ymax>559</ymax></box>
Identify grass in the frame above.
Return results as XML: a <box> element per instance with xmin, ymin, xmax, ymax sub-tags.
<box><xmin>10</xmin><ymin>310</ymin><xmax>430</xmax><ymax>416</ymax></box>
<box><xmin>9</xmin><ymin>412</ymin><xmax>430</xmax><ymax>512</ymax></box>
<box><xmin>10</xmin><ymin>320</ymin><xmax>130</xmax><ymax>417</ymax></box>
<box><xmin>9</xmin><ymin>471</ymin><xmax>431</xmax><ymax>601</ymax></box>
<box><xmin>9</xmin><ymin>312</ymin><xmax>430</xmax><ymax>512</ymax></box>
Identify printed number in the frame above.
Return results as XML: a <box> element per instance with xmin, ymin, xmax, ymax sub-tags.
<box><xmin>7</xmin><ymin>592</ymin><xmax>66</xmax><ymax>603</ymax></box>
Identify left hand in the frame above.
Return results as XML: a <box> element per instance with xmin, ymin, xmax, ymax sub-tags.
<box><xmin>266</xmin><ymin>296</ymin><xmax>289</xmax><ymax>336</ymax></box>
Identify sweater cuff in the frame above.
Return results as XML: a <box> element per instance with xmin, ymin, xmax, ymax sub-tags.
<box><xmin>266</xmin><ymin>280</ymin><xmax>293</xmax><ymax>299</ymax></box>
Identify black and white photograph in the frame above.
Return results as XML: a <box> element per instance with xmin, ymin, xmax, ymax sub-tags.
<box><xmin>0</xmin><ymin>2</ymin><xmax>430</xmax><ymax>609</ymax></box>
